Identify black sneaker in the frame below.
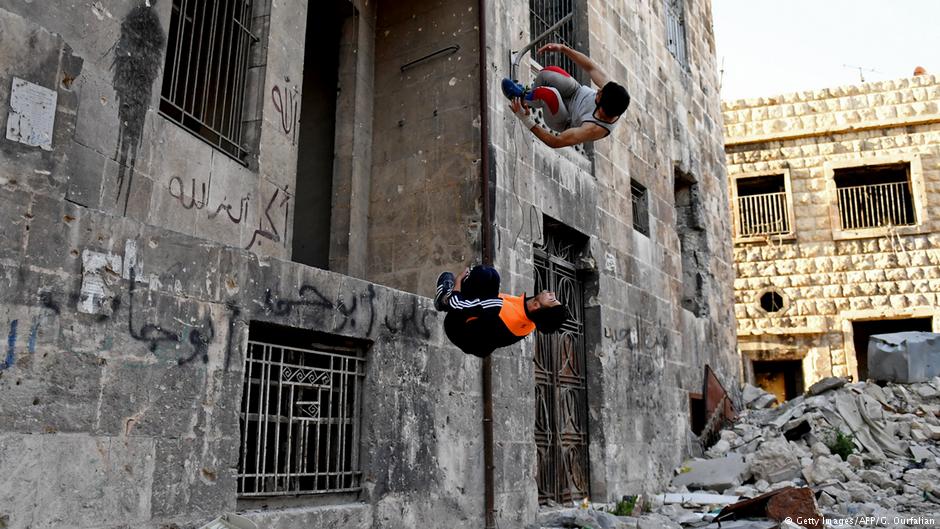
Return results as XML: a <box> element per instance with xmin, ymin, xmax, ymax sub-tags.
<box><xmin>434</xmin><ymin>272</ymin><xmax>455</xmax><ymax>311</ymax></box>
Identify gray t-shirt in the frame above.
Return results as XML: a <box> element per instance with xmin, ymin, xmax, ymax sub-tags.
<box><xmin>569</xmin><ymin>85</ymin><xmax>619</xmax><ymax>137</ymax></box>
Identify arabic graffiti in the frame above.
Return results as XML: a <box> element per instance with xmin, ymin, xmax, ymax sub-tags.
<box><xmin>271</xmin><ymin>84</ymin><xmax>300</xmax><ymax>144</ymax></box>
<box><xmin>246</xmin><ymin>186</ymin><xmax>291</xmax><ymax>250</ymax></box>
<box><xmin>127</xmin><ymin>267</ymin><xmax>216</xmax><ymax>365</ymax></box>
<box><xmin>166</xmin><ymin>175</ymin><xmax>290</xmax><ymax>249</ymax></box>
<box><xmin>167</xmin><ymin>175</ymin><xmax>252</xmax><ymax>226</ymax></box>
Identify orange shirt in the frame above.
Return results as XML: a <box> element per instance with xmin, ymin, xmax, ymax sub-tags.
<box><xmin>498</xmin><ymin>293</ymin><xmax>536</xmax><ymax>337</ymax></box>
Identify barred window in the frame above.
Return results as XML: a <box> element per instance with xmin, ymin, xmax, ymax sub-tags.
<box><xmin>664</xmin><ymin>0</ymin><xmax>689</xmax><ymax>67</ymax></box>
<box><xmin>529</xmin><ymin>0</ymin><xmax>578</xmax><ymax>75</ymax></box>
<box><xmin>631</xmin><ymin>180</ymin><xmax>650</xmax><ymax>237</ymax></box>
<box><xmin>834</xmin><ymin>163</ymin><xmax>915</xmax><ymax>230</ymax></box>
<box><xmin>735</xmin><ymin>174</ymin><xmax>791</xmax><ymax>238</ymax></box>
<box><xmin>238</xmin><ymin>323</ymin><xmax>365</xmax><ymax>497</ymax></box>
<box><xmin>160</xmin><ymin>0</ymin><xmax>257</xmax><ymax>163</ymax></box>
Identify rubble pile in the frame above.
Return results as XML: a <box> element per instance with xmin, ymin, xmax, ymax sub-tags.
<box><xmin>531</xmin><ymin>376</ymin><xmax>940</xmax><ymax>529</ymax></box>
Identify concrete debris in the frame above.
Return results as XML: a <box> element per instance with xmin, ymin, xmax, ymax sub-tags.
<box><xmin>659</xmin><ymin>492</ymin><xmax>739</xmax><ymax>506</ymax></box>
<box><xmin>868</xmin><ymin>332</ymin><xmax>940</xmax><ymax>383</ymax></box>
<box><xmin>623</xmin><ymin>377</ymin><xmax>940</xmax><ymax>529</ymax></box>
<box><xmin>805</xmin><ymin>376</ymin><xmax>848</xmax><ymax>396</ymax></box>
<box><xmin>748</xmin><ymin>437</ymin><xmax>801</xmax><ymax>483</ymax></box>
<box><xmin>671</xmin><ymin>454</ymin><xmax>750</xmax><ymax>491</ymax></box>
<box><xmin>530</xmin><ymin>507</ymin><xmax>631</xmax><ymax>529</ymax></box>
<box><xmin>742</xmin><ymin>383</ymin><xmax>778</xmax><ymax>409</ymax></box>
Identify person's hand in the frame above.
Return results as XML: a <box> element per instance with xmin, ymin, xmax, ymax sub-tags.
<box><xmin>537</xmin><ymin>43</ymin><xmax>567</xmax><ymax>55</ymax></box>
<box><xmin>510</xmin><ymin>98</ymin><xmax>536</xmax><ymax>129</ymax></box>
<box><xmin>455</xmin><ymin>266</ymin><xmax>470</xmax><ymax>291</ymax></box>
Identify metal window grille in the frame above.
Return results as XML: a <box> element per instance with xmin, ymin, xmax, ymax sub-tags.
<box><xmin>736</xmin><ymin>192</ymin><xmax>791</xmax><ymax>237</ymax></box>
<box><xmin>237</xmin><ymin>336</ymin><xmax>364</xmax><ymax>497</ymax></box>
<box><xmin>160</xmin><ymin>0</ymin><xmax>256</xmax><ymax>163</ymax></box>
<box><xmin>837</xmin><ymin>181</ymin><xmax>915</xmax><ymax>230</ymax></box>
<box><xmin>534</xmin><ymin>224</ymin><xmax>589</xmax><ymax>504</ymax></box>
<box><xmin>664</xmin><ymin>0</ymin><xmax>689</xmax><ymax>67</ymax></box>
<box><xmin>529</xmin><ymin>0</ymin><xmax>578</xmax><ymax>75</ymax></box>
<box><xmin>631</xmin><ymin>180</ymin><xmax>650</xmax><ymax>237</ymax></box>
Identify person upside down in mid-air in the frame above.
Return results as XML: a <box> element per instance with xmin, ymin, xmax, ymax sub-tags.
<box><xmin>434</xmin><ymin>265</ymin><xmax>569</xmax><ymax>358</ymax></box>
<box><xmin>502</xmin><ymin>42</ymin><xmax>631</xmax><ymax>148</ymax></box>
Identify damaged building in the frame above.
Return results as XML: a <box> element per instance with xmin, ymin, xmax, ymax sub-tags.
<box><xmin>0</xmin><ymin>0</ymin><xmax>736</xmax><ymax>528</ymax></box>
<box><xmin>724</xmin><ymin>73</ymin><xmax>940</xmax><ymax>403</ymax></box>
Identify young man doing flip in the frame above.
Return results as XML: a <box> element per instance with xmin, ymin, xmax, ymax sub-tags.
<box><xmin>502</xmin><ymin>42</ymin><xmax>630</xmax><ymax>148</ymax></box>
<box><xmin>434</xmin><ymin>265</ymin><xmax>569</xmax><ymax>358</ymax></box>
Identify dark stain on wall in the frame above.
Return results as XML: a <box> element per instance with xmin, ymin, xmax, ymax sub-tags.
<box><xmin>111</xmin><ymin>3</ymin><xmax>165</xmax><ymax>215</ymax></box>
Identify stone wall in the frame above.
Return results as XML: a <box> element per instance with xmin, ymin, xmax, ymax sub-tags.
<box><xmin>486</xmin><ymin>0</ymin><xmax>737</xmax><ymax>508</ymax></box>
<box><xmin>366</xmin><ymin>0</ymin><xmax>483</xmax><ymax>296</ymax></box>
<box><xmin>0</xmin><ymin>0</ymin><xmax>739</xmax><ymax>528</ymax></box>
<box><xmin>0</xmin><ymin>3</ymin><xmax>485</xmax><ymax>529</ymax></box>
<box><xmin>724</xmin><ymin>74</ymin><xmax>940</xmax><ymax>384</ymax></box>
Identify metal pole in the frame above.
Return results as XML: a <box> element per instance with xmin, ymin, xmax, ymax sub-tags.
<box><xmin>478</xmin><ymin>0</ymin><xmax>496</xmax><ymax>527</ymax></box>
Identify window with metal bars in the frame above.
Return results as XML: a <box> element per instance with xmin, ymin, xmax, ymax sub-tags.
<box><xmin>631</xmin><ymin>180</ymin><xmax>650</xmax><ymax>237</ymax></box>
<box><xmin>735</xmin><ymin>174</ymin><xmax>791</xmax><ymax>238</ymax></box>
<box><xmin>833</xmin><ymin>163</ymin><xmax>915</xmax><ymax>230</ymax></box>
<box><xmin>664</xmin><ymin>0</ymin><xmax>689</xmax><ymax>68</ymax></box>
<box><xmin>160</xmin><ymin>0</ymin><xmax>257</xmax><ymax>163</ymax></box>
<box><xmin>237</xmin><ymin>323</ymin><xmax>365</xmax><ymax>497</ymax></box>
<box><xmin>529</xmin><ymin>0</ymin><xmax>579</xmax><ymax>75</ymax></box>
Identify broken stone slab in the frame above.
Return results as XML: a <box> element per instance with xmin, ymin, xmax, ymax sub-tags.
<box><xmin>926</xmin><ymin>423</ymin><xmax>940</xmax><ymax>440</ymax></box>
<box><xmin>846</xmin><ymin>453</ymin><xmax>864</xmax><ymax>469</ymax></box>
<box><xmin>910</xmin><ymin>445</ymin><xmax>932</xmax><ymax>462</ymax></box>
<box><xmin>748</xmin><ymin>437</ymin><xmax>801</xmax><ymax>483</ymax></box>
<box><xmin>636</xmin><ymin>513</ymin><xmax>681</xmax><ymax>529</ymax></box>
<box><xmin>751</xmin><ymin>393</ymin><xmax>778</xmax><ymax>409</ymax></box>
<box><xmin>802</xmin><ymin>455</ymin><xmax>852</xmax><ymax>486</ymax></box>
<box><xmin>805</xmin><ymin>377</ymin><xmax>848</xmax><ymax>396</ymax></box>
<box><xmin>858</xmin><ymin>469</ymin><xmax>893</xmax><ymax>489</ymax></box>
<box><xmin>868</xmin><ymin>332</ymin><xmax>940</xmax><ymax>384</ymax></box>
<box><xmin>532</xmin><ymin>508</ymin><xmax>629</xmax><ymax>529</ymax></box>
<box><xmin>671</xmin><ymin>454</ymin><xmax>750</xmax><ymax>491</ymax></box>
<box><xmin>659</xmin><ymin>492</ymin><xmax>739</xmax><ymax>506</ymax></box>
<box><xmin>743</xmin><ymin>383</ymin><xmax>774</xmax><ymax>406</ymax></box>
<box><xmin>706</xmin><ymin>439</ymin><xmax>732</xmax><ymax>458</ymax></box>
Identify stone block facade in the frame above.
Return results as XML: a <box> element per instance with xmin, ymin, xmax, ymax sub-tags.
<box><xmin>724</xmin><ymin>74</ymin><xmax>940</xmax><ymax>395</ymax></box>
<box><xmin>0</xmin><ymin>1</ymin><xmax>736</xmax><ymax>528</ymax></box>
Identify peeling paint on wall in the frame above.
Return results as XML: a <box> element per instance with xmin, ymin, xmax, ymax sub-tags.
<box><xmin>5</xmin><ymin>77</ymin><xmax>57</xmax><ymax>150</ymax></box>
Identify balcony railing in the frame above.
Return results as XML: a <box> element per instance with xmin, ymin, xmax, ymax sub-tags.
<box><xmin>736</xmin><ymin>191</ymin><xmax>790</xmax><ymax>237</ymax></box>
<box><xmin>837</xmin><ymin>181</ymin><xmax>915</xmax><ymax>230</ymax></box>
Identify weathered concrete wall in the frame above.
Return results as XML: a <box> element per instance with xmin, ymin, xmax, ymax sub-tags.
<box><xmin>0</xmin><ymin>0</ymin><xmax>307</xmax><ymax>259</ymax></box>
<box><xmin>367</xmin><ymin>0</ymin><xmax>482</xmax><ymax>296</ymax></box>
<box><xmin>0</xmin><ymin>189</ymin><xmax>486</xmax><ymax>529</ymax></box>
<box><xmin>0</xmin><ymin>3</ymin><xmax>486</xmax><ymax>529</ymax></box>
<box><xmin>0</xmin><ymin>0</ymin><xmax>739</xmax><ymax>527</ymax></box>
<box><xmin>486</xmin><ymin>0</ymin><xmax>737</xmax><ymax>513</ymax></box>
<box><xmin>724</xmin><ymin>74</ymin><xmax>940</xmax><ymax>384</ymax></box>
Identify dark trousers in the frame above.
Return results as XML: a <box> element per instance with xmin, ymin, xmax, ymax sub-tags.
<box><xmin>442</xmin><ymin>265</ymin><xmax>501</xmax><ymax>358</ymax></box>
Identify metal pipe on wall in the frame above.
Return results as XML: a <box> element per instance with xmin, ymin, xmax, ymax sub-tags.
<box><xmin>477</xmin><ymin>0</ymin><xmax>496</xmax><ymax>527</ymax></box>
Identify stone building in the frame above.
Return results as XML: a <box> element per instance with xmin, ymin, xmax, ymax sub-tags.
<box><xmin>0</xmin><ymin>1</ymin><xmax>735</xmax><ymax>528</ymax></box>
<box><xmin>724</xmin><ymin>74</ymin><xmax>940</xmax><ymax>402</ymax></box>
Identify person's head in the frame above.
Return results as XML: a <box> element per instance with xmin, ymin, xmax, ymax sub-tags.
<box><xmin>526</xmin><ymin>291</ymin><xmax>570</xmax><ymax>333</ymax></box>
<box><xmin>595</xmin><ymin>81</ymin><xmax>630</xmax><ymax>120</ymax></box>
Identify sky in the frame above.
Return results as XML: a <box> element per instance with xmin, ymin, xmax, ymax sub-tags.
<box><xmin>711</xmin><ymin>0</ymin><xmax>940</xmax><ymax>101</ymax></box>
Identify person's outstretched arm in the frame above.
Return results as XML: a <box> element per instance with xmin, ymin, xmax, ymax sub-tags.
<box><xmin>538</xmin><ymin>43</ymin><xmax>610</xmax><ymax>88</ymax></box>
<box><xmin>510</xmin><ymin>98</ymin><xmax>606</xmax><ymax>148</ymax></box>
